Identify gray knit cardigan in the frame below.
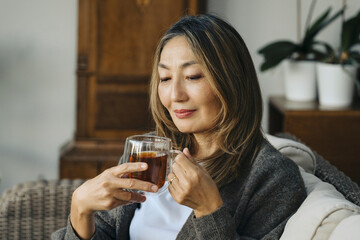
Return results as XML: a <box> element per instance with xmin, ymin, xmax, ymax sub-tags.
<box><xmin>52</xmin><ymin>138</ymin><xmax>307</xmax><ymax>240</ymax></box>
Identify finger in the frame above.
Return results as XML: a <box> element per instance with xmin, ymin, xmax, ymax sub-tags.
<box><xmin>111</xmin><ymin>177</ymin><xmax>158</xmax><ymax>193</ymax></box>
<box><xmin>172</xmin><ymin>154</ymin><xmax>198</xmax><ymax>179</ymax></box>
<box><xmin>171</xmin><ymin>163</ymin><xmax>188</xmax><ymax>192</ymax></box>
<box><xmin>172</xmin><ymin>154</ymin><xmax>203</xmax><ymax>193</ymax></box>
<box><xmin>167</xmin><ymin>172</ymin><xmax>174</xmax><ymax>182</ymax></box>
<box><xmin>113</xmin><ymin>189</ymin><xmax>146</xmax><ymax>203</ymax></box>
<box><xmin>168</xmin><ymin>181</ymin><xmax>175</xmax><ymax>194</ymax></box>
<box><xmin>167</xmin><ymin>172</ymin><xmax>178</xmax><ymax>185</ymax></box>
<box><xmin>169</xmin><ymin>166</ymin><xmax>191</xmax><ymax>198</ymax></box>
<box><xmin>182</xmin><ymin>148</ymin><xmax>197</xmax><ymax>164</ymax></box>
<box><xmin>168</xmin><ymin>175</ymin><xmax>179</xmax><ymax>193</ymax></box>
<box><xmin>183</xmin><ymin>148</ymin><xmax>192</xmax><ymax>159</ymax></box>
<box><xmin>111</xmin><ymin>162</ymin><xmax>148</xmax><ymax>177</ymax></box>
<box><xmin>173</xmin><ymin>151</ymin><xmax>198</xmax><ymax>171</ymax></box>
<box><xmin>167</xmin><ymin>173</ymin><xmax>182</xmax><ymax>194</ymax></box>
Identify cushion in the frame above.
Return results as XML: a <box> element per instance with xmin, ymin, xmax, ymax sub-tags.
<box><xmin>266</xmin><ymin>134</ymin><xmax>360</xmax><ymax>240</ymax></box>
<box><xmin>280</xmin><ymin>169</ymin><xmax>360</xmax><ymax>240</ymax></box>
<box><xmin>329</xmin><ymin>215</ymin><xmax>360</xmax><ymax>240</ymax></box>
<box><xmin>266</xmin><ymin>134</ymin><xmax>316</xmax><ymax>174</ymax></box>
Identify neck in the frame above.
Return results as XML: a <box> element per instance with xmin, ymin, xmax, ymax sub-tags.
<box><xmin>193</xmin><ymin>132</ymin><xmax>218</xmax><ymax>159</ymax></box>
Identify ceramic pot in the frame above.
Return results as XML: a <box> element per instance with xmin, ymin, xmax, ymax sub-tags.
<box><xmin>316</xmin><ymin>62</ymin><xmax>357</xmax><ymax>108</ymax></box>
<box><xmin>283</xmin><ymin>60</ymin><xmax>317</xmax><ymax>101</ymax></box>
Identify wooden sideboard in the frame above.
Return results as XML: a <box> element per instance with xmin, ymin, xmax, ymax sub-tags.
<box><xmin>269</xmin><ymin>96</ymin><xmax>360</xmax><ymax>185</ymax></box>
<box><xmin>60</xmin><ymin>0</ymin><xmax>205</xmax><ymax>179</ymax></box>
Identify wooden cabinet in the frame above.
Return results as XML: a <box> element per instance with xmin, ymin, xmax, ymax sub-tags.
<box><xmin>269</xmin><ymin>96</ymin><xmax>360</xmax><ymax>185</ymax></box>
<box><xmin>60</xmin><ymin>0</ymin><xmax>205</xmax><ymax>179</ymax></box>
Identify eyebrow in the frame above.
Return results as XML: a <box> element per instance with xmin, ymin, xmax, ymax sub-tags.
<box><xmin>158</xmin><ymin>61</ymin><xmax>198</xmax><ymax>70</ymax></box>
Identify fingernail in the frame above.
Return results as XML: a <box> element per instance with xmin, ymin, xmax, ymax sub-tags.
<box><xmin>151</xmin><ymin>185</ymin><xmax>158</xmax><ymax>192</ymax></box>
<box><xmin>141</xmin><ymin>163</ymin><xmax>147</xmax><ymax>169</ymax></box>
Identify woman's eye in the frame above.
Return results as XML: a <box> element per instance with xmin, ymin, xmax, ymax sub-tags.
<box><xmin>187</xmin><ymin>75</ymin><xmax>202</xmax><ymax>80</ymax></box>
<box><xmin>160</xmin><ymin>77</ymin><xmax>171</xmax><ymax>82</ymax></box>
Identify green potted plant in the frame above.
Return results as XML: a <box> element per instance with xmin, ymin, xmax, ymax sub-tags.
<box><xmin>258</xmin><ymin>6</ymin><xmax>344</xmax><ymax>101</ymax></box>
<box><xmin>316</xmin><ymin>10</ymin><xmax>360</xmax><ymax>107</ymax></box>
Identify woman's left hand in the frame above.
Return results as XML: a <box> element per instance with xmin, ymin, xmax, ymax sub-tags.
<box><xmin>168</xmin><ymin>148</ymin><xmax>223</xmax><ymax>218</ymax></box>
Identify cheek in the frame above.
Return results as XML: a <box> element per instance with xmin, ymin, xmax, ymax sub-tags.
<box><xmin>210</xmin><ymin>99</ymin><xmax>222</xmax><ymax>117</ymax></box>
<box><xmin>158</xmin><ymin>86</ymin><xmax>170</xmax><ymax>109</ymax></box>
<box><xmin>201</xmin><ymin>90</ymin><xmax>221</xmax><ymax>117</ymax></box>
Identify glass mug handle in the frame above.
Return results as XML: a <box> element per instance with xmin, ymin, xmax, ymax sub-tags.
<box><xmin>155</xmin><ymin>149</ymin><xmax>181</xmax><ymax>195</ymax></box>
<box><xmin>167</xmin><ymin>149</ymin><xmax>182</xmax><ymax>175</ymax></box>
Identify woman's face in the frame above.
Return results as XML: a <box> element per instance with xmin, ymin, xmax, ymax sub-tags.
<box><xmin>157</xmin><ymin>36</ymin><xmax>221</xmax><ymax>134</ymax></box>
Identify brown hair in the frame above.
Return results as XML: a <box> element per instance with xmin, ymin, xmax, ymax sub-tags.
<box><xmin>149</xmin><ymin>14</ymin><xmax>263</xmax><ymax>187</ymax></box>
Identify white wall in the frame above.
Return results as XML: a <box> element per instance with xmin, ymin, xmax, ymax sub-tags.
<box><xmin>0</xmin><ymin>0</ymin><xmax>359</xmax><ymax>193</ymax></box>
<box><xmin>207</xmin><ymin>0</ymin><xmax>360</xmax><ymax>132</ymax></box>
<box><xmin>0</xmin><ymin>0</ymin><xmax>77</xmax><ymax>193</ymax></box>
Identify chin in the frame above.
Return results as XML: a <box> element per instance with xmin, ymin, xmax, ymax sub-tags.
<box><xmin>172</xmin><ymin>120</ymin><xmax>205</xmax><ymax>134</ymax></box>
<box><xmin>176</xmin><ymin>128</ymin><xmax>193</xmax><ymax>134</ymax></box>
<box><xmin>174</xmin><ymin>124</ymin><xmax>195</xmax><ymax>134</ymax></box>
<box><xmin>175</xmin><ymin>125</ymin><xmax>206</xmax><ymax>134</ymax></box>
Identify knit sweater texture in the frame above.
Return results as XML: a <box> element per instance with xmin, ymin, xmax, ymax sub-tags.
<box><xmin>52</xmin><ymin>138</ymin><xmax>307</xmax><ymax>240</ymax></box>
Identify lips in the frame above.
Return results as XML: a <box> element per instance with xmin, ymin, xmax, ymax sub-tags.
<box><xmin>174</xmin><ymin>109</ymin><xmax>196</xmax><ymax>119</ymax></box>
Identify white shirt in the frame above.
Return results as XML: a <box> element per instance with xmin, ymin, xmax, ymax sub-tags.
<box><xmin>129</xmin><ymin>185</ymin><xmax>192</xmax><ymax>240</ymax></box>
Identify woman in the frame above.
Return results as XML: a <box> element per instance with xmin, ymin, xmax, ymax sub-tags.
<box><xmin>53</xmin><ymin>14</ymin><xmax>306</xmax><ymax>240</ymax></box>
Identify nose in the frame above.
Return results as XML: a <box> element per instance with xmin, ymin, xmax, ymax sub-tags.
<box><xmin>171</xmin><ymin>76</ymin><xmax>188</xmax><ymax>102</ymax></box>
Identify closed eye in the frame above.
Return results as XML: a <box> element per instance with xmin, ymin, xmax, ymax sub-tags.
<box><xmin>160</xmin><ymin>77</ymin><xmax>171</xmax><ymax>82</ymax></box>
<box><xmin>186</xmin><ymin>75</ymin><xmax>203</xmax><ymax>80</ymax></box>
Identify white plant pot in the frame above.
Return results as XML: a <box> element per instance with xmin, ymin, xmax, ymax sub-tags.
<box><xmin>316</xmin><ymin>62</ymin><xmax>356</xmax><ymax>108</ymax></box>
<box><xmin>283</xmin><ymin>60</ymin><xmax>317</xmax><ymax>101</ymax></box>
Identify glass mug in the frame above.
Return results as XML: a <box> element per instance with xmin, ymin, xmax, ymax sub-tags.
<box><xmin>120</xmin><ymin>135</ymin><xmax>181</xmax><ymax>195</ymax></box>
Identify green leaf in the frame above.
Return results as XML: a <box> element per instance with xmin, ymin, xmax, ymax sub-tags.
<box><xmin>313</xmin><ymin>40</ymin><xmax>336</xmax><ymax>60</ymax></box>
<box><xmin>258</xmin><ymin>41</ymin><xmax>298</xmax><ymax>58</ymax></box>
<box><xmin>313</xmin><ymin>41</ymin><xmax>335</xmax><ymax>54</ymax></box>
<box><xmin>305</xmin><ymin>7</ymin><xmax>331</xmax><ymax>39</ymax></box>
<box><xmin>342</xmin><ymin>11</ymin><xmax>360</xmax><ymax>51</ymax></box>
<box><xmin>258</xmin><ymin>41</ymin><xmax>298</xmax><ymax>71</ymax></box>
<box><xmin>303</xmin><ymin>8</ymin><xmax>344</xmax><ymax>50</ymax></box>
<box><xmin>260</xmin><ymin>60</ymin><xmax>284</xmax><ymax>72</ymax></box>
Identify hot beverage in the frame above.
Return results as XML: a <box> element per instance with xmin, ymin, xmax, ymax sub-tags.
<box><xmin>129</xmin><ymin>152</ymin><xmax>168</xmax><ymax>188</ymax></box>
<box><xmin>121</xmin><ymin>135</ymin><xmax>180</xmax><ymax>195</ymax></box>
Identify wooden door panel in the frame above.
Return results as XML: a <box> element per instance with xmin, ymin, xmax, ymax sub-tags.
<box><xmin>98</xmin><ymin>0</ymin><xmax>187</xmax><ymax>78</ymax></box>
<box><xmin>76</xmin><ymin>0</ymin><xmax>204</xmax><ymax>140</ymax></box>
<box><xmin>95</xmin><ymin>91</ymin><xmax>152</xmax><ymax>130</ymax></box>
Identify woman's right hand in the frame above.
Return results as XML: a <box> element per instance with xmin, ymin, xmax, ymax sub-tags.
<box><xmin>70</xmin><ymin>162</ymin><xmax>158</xmax><ymax>239</ymax></box>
